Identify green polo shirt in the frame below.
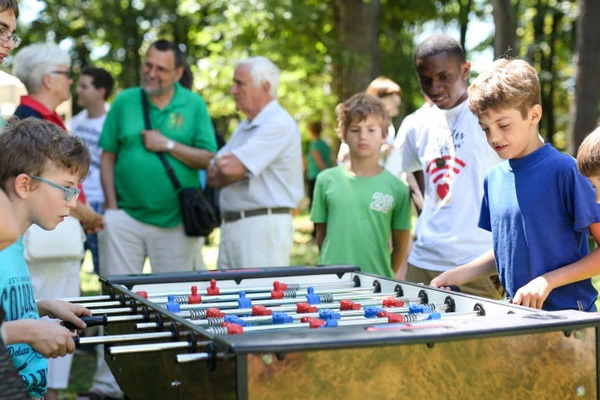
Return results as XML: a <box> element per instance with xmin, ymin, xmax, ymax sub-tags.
<box><xmin>99</xmin><ymin>84</ymin><xmax>217</xmax><ymax>227</ymax></box>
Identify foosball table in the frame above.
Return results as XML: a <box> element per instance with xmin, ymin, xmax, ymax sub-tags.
<box><xmin>67</xmin><ymin>265</ymin><xmax>600</xmax><ymax>399</ymax></box>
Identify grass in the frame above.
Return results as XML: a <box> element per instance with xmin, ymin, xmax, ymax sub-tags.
<box><xmin>61</xmin><ymin>214</ymin><xmax>600</xmax><ymax>399</ymax></box>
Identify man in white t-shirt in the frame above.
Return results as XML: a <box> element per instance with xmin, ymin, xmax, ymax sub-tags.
<box><xmin>72</xmin><ymin>67</ymin><xmax>124</xmax><ymax>400</ymax></box>
<box><xmin>389</xmin><ymin>35</ymin><xmax>503</xmax><ymax>299</ymax></box>
<box><xmin>207</xmin><ymin>57</ymin><xmax>303</xmax><ymax>269</ymax></box>
<box><xmin>71</xmin><ymin>66</ymin><xmax>114</xmax><ymax>274</ymax></box>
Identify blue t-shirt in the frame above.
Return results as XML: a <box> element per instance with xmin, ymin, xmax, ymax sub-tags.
<box><xmin>0</xmin><ymin>237</ymin><xmax>47</xmax><ymax>396</ymax></box>
<box><xmin>480</xmin><ymin>144</ymin><xmax>600</xmax><ymax>311</ymax></box>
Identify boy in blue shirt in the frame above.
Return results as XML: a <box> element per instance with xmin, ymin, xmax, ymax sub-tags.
<box><xmin>0</xmin><ymin>118</ymin><xmax>92</xmax><ymax>397</ymax></box>
<box><xmin>311</xmin><ymin>93</ymin><xmax>412</xmax><ymax>278</ymax></box>
<box><xmin>431</xmin><ymin>59</ymin><xmax>600</xmax><ymax>311</ymax></box>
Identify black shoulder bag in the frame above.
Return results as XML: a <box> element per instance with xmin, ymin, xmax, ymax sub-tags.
<box><xmin>141</xmin><ymin>90</ymin><xmax>219</xmax><ymax>237</ymax></box>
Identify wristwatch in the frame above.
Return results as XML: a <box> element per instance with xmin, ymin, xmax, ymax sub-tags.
<box><xmin>166</xmin><ymin>139</ymin><xmax>175</xmax><ymax>152</ymax></box>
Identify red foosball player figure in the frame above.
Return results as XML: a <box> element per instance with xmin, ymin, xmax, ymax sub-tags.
<box><xmin>188</xmin><ymin>286</ymin><xmax>202</xmax><ymax>304</ymax></box>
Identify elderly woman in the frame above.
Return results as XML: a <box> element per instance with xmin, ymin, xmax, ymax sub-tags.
<box><xmin>12</xmin><ymin>43</ymin><xmax>103</xmax><ymax>400</ymax></box>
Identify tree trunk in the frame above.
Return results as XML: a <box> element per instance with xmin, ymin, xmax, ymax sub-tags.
<box><xmin>458</xmin><ymin>0</ymin><xmax>472</xmax><ymax>53</ymax></box>
<box><xmin>568</xmin><ymin>0</ymin><xmax>600</xmax><ymax>155</ymax></box>
<box><xmin>490</xmin><ymin>0</ymin><xmax>517</xmax><ymax>58</ymax></box>
<box><xmin>331</xmin><ymin>0</ymin><xmax>381</xmax><ymax>101</ymax></box>
<box><xmin>120</xmin><ymin>0</ymin><xmax>142</xmax><ymax>88</ymax></box>
<box><xmin>543</xmin><ymin>9</ymin><xmax>563</xmax><ymax>147</ymax></box>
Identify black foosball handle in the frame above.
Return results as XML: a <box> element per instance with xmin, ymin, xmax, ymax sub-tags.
<box><xmin>63</xmin><ymin>315</ymin><xmax>108</xmax><ymax>331</ymax></box>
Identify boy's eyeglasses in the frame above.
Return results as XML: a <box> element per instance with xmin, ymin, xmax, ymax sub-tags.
<box><xmin>0</xmin><ymin>27</ymin><xmax>21</xmax><ymax>47</ymax></box>
<box><xmin>29</xmin><ymin>175</ymin><xmax>80</xmax><ymax>201</ymax></box>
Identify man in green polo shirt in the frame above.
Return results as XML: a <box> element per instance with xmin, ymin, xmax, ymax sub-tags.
<box><xmin>98</xmin><ymin>39</ymin><xmax>216</xmax><ymax>277</ymax></box>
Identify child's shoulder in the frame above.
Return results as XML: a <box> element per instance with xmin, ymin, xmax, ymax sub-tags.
<box><xmin>315</xmin><ymin>165</ymin><xmax>344</xmax><ymax>183</ymax></box>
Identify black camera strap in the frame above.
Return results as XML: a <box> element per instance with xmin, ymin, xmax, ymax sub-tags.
<box><xmin>141</xmin><ymin>90</ymin><xmax>181</xmax><ymax>191</ymax></box>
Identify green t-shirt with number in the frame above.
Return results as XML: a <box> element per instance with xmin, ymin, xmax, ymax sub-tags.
<box><xmin>99</xmin><ymin>84</ymin><xmax>217</xmax><ymax>227</ymax></box>
<box><xmin>311</xmin><ymin>165</ymin><xmax>411</xmax><ymax>278</ymax></box>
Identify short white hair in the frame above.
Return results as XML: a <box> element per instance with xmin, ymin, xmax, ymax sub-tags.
<box><xmin>13</xmin><ymin>43</ymin><xmax>71</xmax><ymax>94</ymax></box>
<box><xmin>236</xmin><ymin>56</ymin><xmax>279</xmax><ymax>98</ymax></box>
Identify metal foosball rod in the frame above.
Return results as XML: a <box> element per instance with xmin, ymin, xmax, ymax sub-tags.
<box><xmin>87</xmin><ymin>287</ymin><xmax>411</xmax><ymax>318</ymax></box>
<box><xmin>133</xmin><ymin>293</ymin><xmax>429</xmax><ymax>330</ymax></box>
<box><xmin>135</xmin><ymin>297</ymin><xmax>452</xmax><ymax>331</ymax></box>
<box><xmin>205</xmin><ymin>305</ymin><xmax>485</xmax><ymax>336</ymax></box>
<box><xmin>106</xmin><ymin>333</ymin><xmax>211</xmax><ymax>356</ymax></box>
<box><xmin>105</xmin><ymin>305</ymin><xmax>483</xmax><ymax>358</ymax></box>
<box><xmin>72</xmin><ymin>284</ymin><xmax>374</xmax><ymax>309</ymax></box>
<box><xmin>61</xmin><ymin>278</ymin><xmax>358</xmax><ymax>304</ymax></box>
<box><xmin>144</xmin><ymin>279</ymin><xmax>359</xmax><ymax>298</ymax></box>
<box><xmin>207</xmin><ymin>311</ymin><xmax>442</xmax><ymax>335</ymax></box>
<box><xmin>147</xmin><ymin>285</ymin><xmax>379</xmax><ymax>306</ymax></box>
<box><xmin>76</xmin><ymin>323</ymin><xmax>205</xmax><ymax>348</ymax></box>
<box><xmin>105</xmin><ymin>310</ymin><xmax>444</xmax><ymax>357</ymax></box>
<box><xmin>175</xmin><ymin>289</ymin><xmax>404</xmax><ymax>311</ymax></box>
<box><xmin>185</xmin><ymin>302</ymin><xmax>454</xmax><ymax>329</ymax></box>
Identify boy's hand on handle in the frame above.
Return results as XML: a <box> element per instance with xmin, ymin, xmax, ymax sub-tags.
<box><xmin>429</xmin><ymin>271</ymin><xmax>455</xmax><ymax>290</ymax></box>
<box><xmin>29</xmin><ymin>320</ymin><xmax>76</xmax><ymax>358</ymax></box>
<box><xmin>512</xmin><ymin>276</ymin><xmax>551</xmax><ymax>309</ymax></box>
<box><xmin>36</xmin><ymin>299</ymin><xmax>92</xmax><ymax>331</ymax></box>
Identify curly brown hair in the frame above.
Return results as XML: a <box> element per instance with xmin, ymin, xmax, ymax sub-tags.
<box><xmin>336</xmin><ymin>93</ymin><xmax>390</xmax><ymax>141</ymax></box>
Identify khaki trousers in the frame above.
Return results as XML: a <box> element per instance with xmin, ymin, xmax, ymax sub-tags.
<box><xmin>406</xmin><ymin>264</ymin><xmax>504</xmax><ymax>300</ymax></box>
<box><xmin>98</xmin><ymin>209</ymin><xmax>204</xmax><ymax>276</ymax></box>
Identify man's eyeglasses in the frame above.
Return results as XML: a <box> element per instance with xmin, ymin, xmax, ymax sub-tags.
<box><xmin>0</xmin><ymin>27</ymin><xmax>21</xmax><ymax>48</ymax></box>
<box><xmin>29</xmin><ymin>175</ymin><xmax>80</xmax><ymax>201</ymax></box>
<box><xmin>50</xmin><ymin>70</ymin><xmax>73</xmax><ymax>79</ymax></box>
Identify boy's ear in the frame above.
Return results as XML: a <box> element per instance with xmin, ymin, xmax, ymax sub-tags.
<box><xmin>13</xmin><ymin>174</ymin><xmax>33</xmax><ymax>199</ymax></box>
<box><xmin>529</xmin><ymin>104</ymin><xmax>542</xmax><ymax>125</ymax></box>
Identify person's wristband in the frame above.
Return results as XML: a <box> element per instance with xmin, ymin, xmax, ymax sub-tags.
<box><xmin>0</xmin><ymin>323</ymin><xmax>6</xmax><ymax>343</ymax></box>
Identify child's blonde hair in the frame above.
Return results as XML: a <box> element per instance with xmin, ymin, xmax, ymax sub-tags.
<box><xmin>336</xmin><ymin>93</ymin><xmax>390</xmax><ymax>139</ymax></box>
<box><xmin>577</xmin><ymin>125</ymin><xmax>600</xmax><ymax>177</ymax></box>
<box><xmin>468</xmin><ymin>58</ymin><xmax>541</xmax><ymax>119</ymax></box>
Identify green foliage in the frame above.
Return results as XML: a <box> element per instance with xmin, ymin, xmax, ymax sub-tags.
<box><xmin>16</xmin><ymin>0</ymin><xmax>583</xmax><ymax>148</ymax></box>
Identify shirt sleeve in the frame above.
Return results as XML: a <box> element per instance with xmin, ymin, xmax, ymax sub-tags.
<box><xmin>398</xmin><ymin>116</ymin><xmax>421</xmax><ymax>173</ymax></box>
<box><xmin>478</xmin><ymin>177</ymin><xmax>492</xmax><ymax>232</ymax></box>
<box><xmin>192</xmin><ymin>95</ymin><xmax>217</xmax><ymax>152</ymax></box>
<box><xmin>567</xmin><ymin>165</ymin><xmax>600</xmax><ymax>233</ymax></box>
<box><xmin>310</xmin><ymin>173</ymin><xmax>328</xmax><ymax>223</ymax></box>
<box><xmin>98</xmin><ymin>95</ymin><xmax>122</xmax><ymax>153</ymax></box>
<box><xmin>231</xmin><ymin>118</ymin><xmax>296</xmax><ymax>177</ymax></box>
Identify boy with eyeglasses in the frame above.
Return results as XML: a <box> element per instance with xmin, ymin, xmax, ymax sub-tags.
<box><xmin>0</xmin><ymin>0</ymin><xmax>20</xmax><ymax>65</ymax></box>
<box><xmin>0</xmin><ymin>117</ymin><xmax>92</xmax><ymax>398</ymax></box>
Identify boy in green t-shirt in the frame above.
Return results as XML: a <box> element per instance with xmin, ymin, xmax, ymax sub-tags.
<box><xmin>311</xmin><ymin>93</ymin><xmax>412</xmax><ymax>278</ymax></box>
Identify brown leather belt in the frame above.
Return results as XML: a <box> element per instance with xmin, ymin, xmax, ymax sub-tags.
<box><xmin>221</xmin><ymin>207</ymin><xmax>292</xmax><ymax>223</ymax></box>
